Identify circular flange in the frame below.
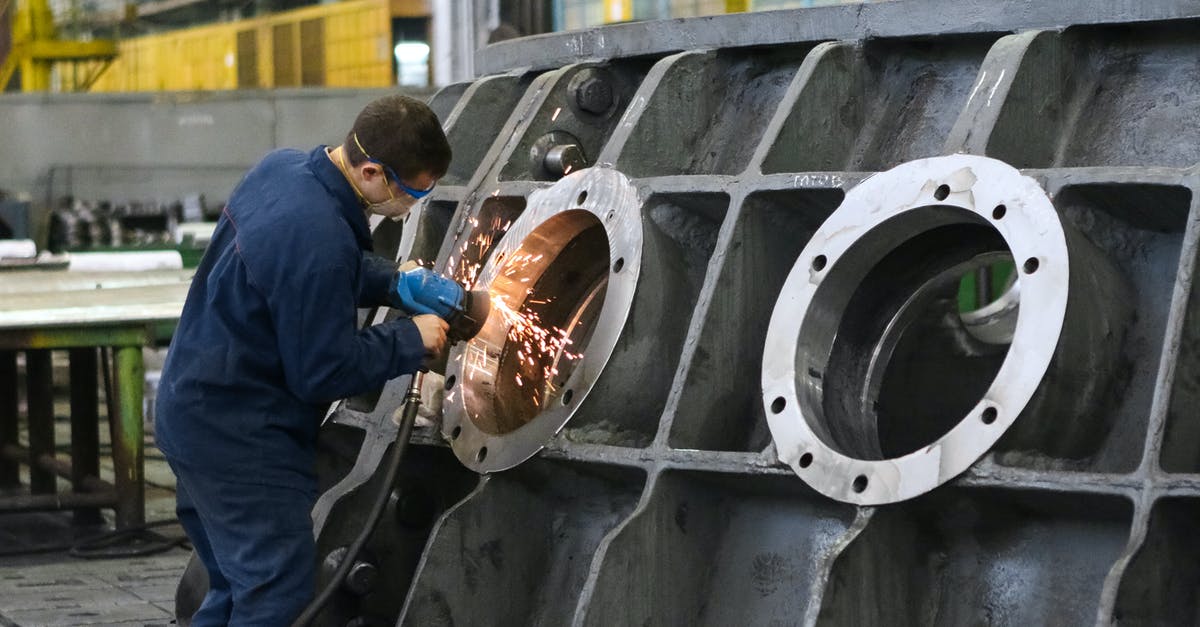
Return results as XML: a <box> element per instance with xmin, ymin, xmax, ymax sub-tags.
<box><xmin>442</xmin><ymin>167</ymin><xmax>642</xmax><ymax>472</ymax></box>
<box><xmin>761</xmin><ymin>155</ymin><xmax>1069</xmax><ymax>505</ymax></box>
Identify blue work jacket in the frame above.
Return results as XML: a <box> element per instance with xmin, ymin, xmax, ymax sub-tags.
<box><xmin>155</xmin><ymin>146</ymin><xmax>425</xmax><ymax>488</ymax></box>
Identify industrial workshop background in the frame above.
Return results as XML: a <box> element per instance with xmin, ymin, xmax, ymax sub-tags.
<box><xmin>0</xmin><ymin>0</ymin><xmax>859</xmax><ymax>249</ymax></box>
<box><xmin>0</xmin><ymin>0</ymin><xmax>847</xmax><ymax>94</ymax></box>
<box><xmin>2</xmin><ymin>1</ymin><xmax>1199</xmax><ymax>626</ymax></box>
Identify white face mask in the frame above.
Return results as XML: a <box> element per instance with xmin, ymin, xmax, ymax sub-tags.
<box><xmin>365</xmin><ymin>195</ymin><xmax>416</xmax><ymax>220</ymax></box>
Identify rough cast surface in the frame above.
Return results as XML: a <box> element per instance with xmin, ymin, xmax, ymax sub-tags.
<box><xmin>307</xmin><ymin>4</ymin><xmax>1200</xmax><ymax>626</ymax></box>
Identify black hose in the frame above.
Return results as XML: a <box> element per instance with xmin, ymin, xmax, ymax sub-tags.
<box><xmin>291</xmin><ymin>372</ymin><xmax>424</xmax><ymax>627</ymax></box>
<box><xmin>70</xmin><ymin>519</ymin><xmax>191</xmax><ymax>559</ymax></box>
<box><xmin>0</xmin><ymin>518</ymin><xmax>189</xmax><ymax>559</ymax></box>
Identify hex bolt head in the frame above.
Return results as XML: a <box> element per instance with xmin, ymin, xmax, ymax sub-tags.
<box><xmin>575</xmin><ymin>77</ymin><xmax>613</xmax><ymax>115</ymax></box>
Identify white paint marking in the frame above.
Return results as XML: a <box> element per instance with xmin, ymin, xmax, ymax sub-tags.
<box><xmin>987</xmin><ymin>69</ymin><xmax>1006</xmax><ymax>108</ymax></box>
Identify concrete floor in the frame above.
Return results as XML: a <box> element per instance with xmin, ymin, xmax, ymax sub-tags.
<box><xmin>0</xmin><ymin>397</ymin><xmax>190</xmax><ymax>626</ymax></box>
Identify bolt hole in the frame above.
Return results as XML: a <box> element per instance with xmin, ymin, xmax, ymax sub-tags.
<box><xmin>992</xmin><ymin>204</ymin><xmax>1007</xmax><ymax>220</ymax></box>
<box><xmin>451</xmin><ymin>425</ymin><xmax>462</xmax><ymax>440</ymax></box>
<box><xmin>1023</xmin><ymin>257</ymin><xmax>1039</xmax><ymax>274</ymax></box>
<box><xmin>562</xmin><ymin>389</ymin><xmax>574</xmax><ymax>406</ymax></box>
<box><xmin>612</xmin><ymin>258</ymin><xmax>625</xmax><ymax>273</ymax></box>
<box><xmin>444</xmin><ymin>375</ymin><xmax>456</xmax><ymax>391</ymax></box>
<box><xmin>934</xmin><ymin>184</ymin><xmax>950</xmax><ymax>201</ymax></box>
<box><xmin>812</xmin><ymin>255</ymin><xmax>827</xmax><ymax>272</ymax></box>
<box><xmin>770</xmin><ymin>397</ymin><xmax>786</xmax><ymax>414</ymax></box>
<box><xmin>981</xmin><ymin>407</ymin><xmax>998</xmax><ymax>424</ymax></box>
<box><xmin>799</xmin><ymin>452</ymin><xmax>813</xmax><ymax>468</ymax></box>
<box><xmin>852</xmin><ymin>475</ymin><xmax>868</xmax><ymax>493</ymax></box>
<box><xmin>577</xmin><ymin>190</ymin><xmax>588</xmax><ymax>205</ymax></box>
<box><xmin>606</xmin><ymin>210</ymin><xmax>615</xmax><ymax>221</ymax></box>
<box><xmin>476</xmin><ymin>447</ymin><xmax>487</xmax><ymax>462</ymax></box>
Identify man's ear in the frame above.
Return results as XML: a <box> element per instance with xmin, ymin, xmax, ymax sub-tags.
<box><xmin>360</xmin><ymin>163</ymin><xmax>384</xmax><ymax>182</ymax></box>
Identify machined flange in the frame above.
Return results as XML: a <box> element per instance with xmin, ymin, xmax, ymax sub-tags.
<box><xmin>762</xmin><ymin>154</ymin><xmax>1130</xmax><ymax>505</ymax></box>
<box><xmin>441</xmin><ymin>167</ymin><xmax>643</xmax><ymax>472</ymax></box>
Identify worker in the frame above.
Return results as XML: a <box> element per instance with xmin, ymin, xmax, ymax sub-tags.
<box><xmin>155</xmin><ymin>94</ymin><xmax>451</xmax><ymax>625</ymax></box>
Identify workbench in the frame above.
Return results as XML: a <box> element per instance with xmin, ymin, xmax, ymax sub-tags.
<box><xmin>0</xmin><ymin>269</ymin><xmax>191</xmax><ymax>529</ymax></box>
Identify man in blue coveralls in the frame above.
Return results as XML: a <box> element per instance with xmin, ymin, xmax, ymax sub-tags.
<box><xmin>155</xmin><ymin>94</ymin><xmax>451</xmax><ymax>624</ymax></box>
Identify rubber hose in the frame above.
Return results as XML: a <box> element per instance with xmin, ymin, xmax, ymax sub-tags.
<box><xmin>291</xmin><ymin>373</ymin><xmax>423</xmax><ymax>627</ymax></box>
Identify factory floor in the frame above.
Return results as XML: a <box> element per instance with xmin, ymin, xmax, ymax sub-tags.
<box><xmin>0</xmin><ymin>401</ymin><xmax>189</xmax><ymax>626</ymax></box>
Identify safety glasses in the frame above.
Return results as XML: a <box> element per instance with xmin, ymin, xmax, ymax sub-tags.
<box><xmin>352</xmin><ymin>132</ymin><xmax>435</xmax><ymax>200</ymax></box>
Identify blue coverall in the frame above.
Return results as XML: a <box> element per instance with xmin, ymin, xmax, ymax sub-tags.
<box><xmin>155</xmin><ymin>146</ymin><xmax>425</xmax><ymax>625</ymax></box>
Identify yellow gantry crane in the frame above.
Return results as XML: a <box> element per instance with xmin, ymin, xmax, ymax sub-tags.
<box><xmin>0</xmin><ymin>0</ymin><xmax>116</xmax><ymax>91</ymax></box>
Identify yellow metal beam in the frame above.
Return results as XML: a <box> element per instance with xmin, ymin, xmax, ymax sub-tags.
<box><xmin>27</xmin><ymin>39</ymin><xmax>116</xmax><ymax>61</ymax></box>
<box><xmin>0</xmin><ymin>48</ymin><xmax>19</xmax><ymax>91</ymax></box>
<box><xmin>4</xmin><ymin>0</ymin><xmax>118</xmax><ymax>91</ymax></box>
<box><xmin>725</xmin><ymin>0</ymin><xmax>749</xmax><ymax>12</ymax></box>
<box><xmin>76</xmin><ymin>58</ymin><xmax>114</xmax><ymax>91</ymax></box>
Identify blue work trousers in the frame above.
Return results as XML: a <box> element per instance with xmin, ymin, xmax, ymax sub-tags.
<box><xmin>170</xmin><ymin>459</ymin><xmax>317</xmax><ymax>626</ymax></box>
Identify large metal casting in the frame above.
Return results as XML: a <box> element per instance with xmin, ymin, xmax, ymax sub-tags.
<box><xmin>191</xmin><ymin>3</ymin><xmax>1200</xmax><ymax>626</ymax></box>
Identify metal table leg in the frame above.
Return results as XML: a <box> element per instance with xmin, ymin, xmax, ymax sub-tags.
<box><xmin>109</xmin><ymin>345</ymin><xmax>145</xmax><ymax>529</ymax></box>
<box><xmin>25</xmin><ymin>349</ymin><xmax>55</xmax><ymax>495</ymax></box>
<box><xmin>0</xmin><ymin>351</ymin><xmax>18</xmax><ymax>488</ymax></box>
<box><xmin>69</xmin><ymin>347</ymin><xmax>103</xmax><ymax>526</ymax></box>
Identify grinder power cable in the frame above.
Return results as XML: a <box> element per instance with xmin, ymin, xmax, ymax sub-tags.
<box><xmin>293</xmin><ymin>268</ymin><xmax>489</xmax><ymax>627</ymax></box>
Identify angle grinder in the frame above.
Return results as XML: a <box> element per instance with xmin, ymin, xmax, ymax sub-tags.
<box><xmin>390</xmin><ymin>266</ymin><xmax>490</xmax><ymax>346</ymax></box>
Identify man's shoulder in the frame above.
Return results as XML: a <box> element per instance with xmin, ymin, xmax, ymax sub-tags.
<box><xmin>231</xmin><ymin>148</ymin><xmax>335</xmax><ymax>219</ymax></box>
<box><xmin>258</xmin><ymin>147</ymin><xmax>311</xmax><ymax>168</ymax></box>
<box><xmin>241</xmin><ymin>148</ymin><xmax>319</xmax><ymax>190</ymax></box>
<box><xmin>223</xmin><ymin>147</ymin><xmax>357</xmax><ymax>271</ymax></box>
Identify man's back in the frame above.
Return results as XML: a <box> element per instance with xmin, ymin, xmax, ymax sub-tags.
<box><xmin>155</xmin><ymin>146</ymin><xmax>421</xmax><ymax>488</ymax></box>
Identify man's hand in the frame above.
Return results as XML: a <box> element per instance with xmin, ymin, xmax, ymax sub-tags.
<box><xmin>397</xmin><ymin>260</ymin><xmax>422</xmax><ymax>273</ymax></box>
<box><xmin>412</xmin><ymin>314</ymin><xmax>449</xmax><ymax>356</ymax></box>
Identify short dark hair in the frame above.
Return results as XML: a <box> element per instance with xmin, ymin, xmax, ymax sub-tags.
<box><xmin>344</xmin><ymin>94</ymin><xmax>451</xmax><ymax>180</ymax></box>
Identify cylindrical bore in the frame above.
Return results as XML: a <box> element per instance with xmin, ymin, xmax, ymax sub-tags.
<box><xmin>762</xmin><ymin>155</ymin><xmax>1131</xmax><ymax>505</ymax></box>
<box><xmin>442</xmin><ymin>167</ymin><xmax>644</xmax><ymax>472</ymax></box>
<box><xmin>461</xmin><ymin>209</ymin><xmax>610</xmax><ymax>435</ymax></box>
